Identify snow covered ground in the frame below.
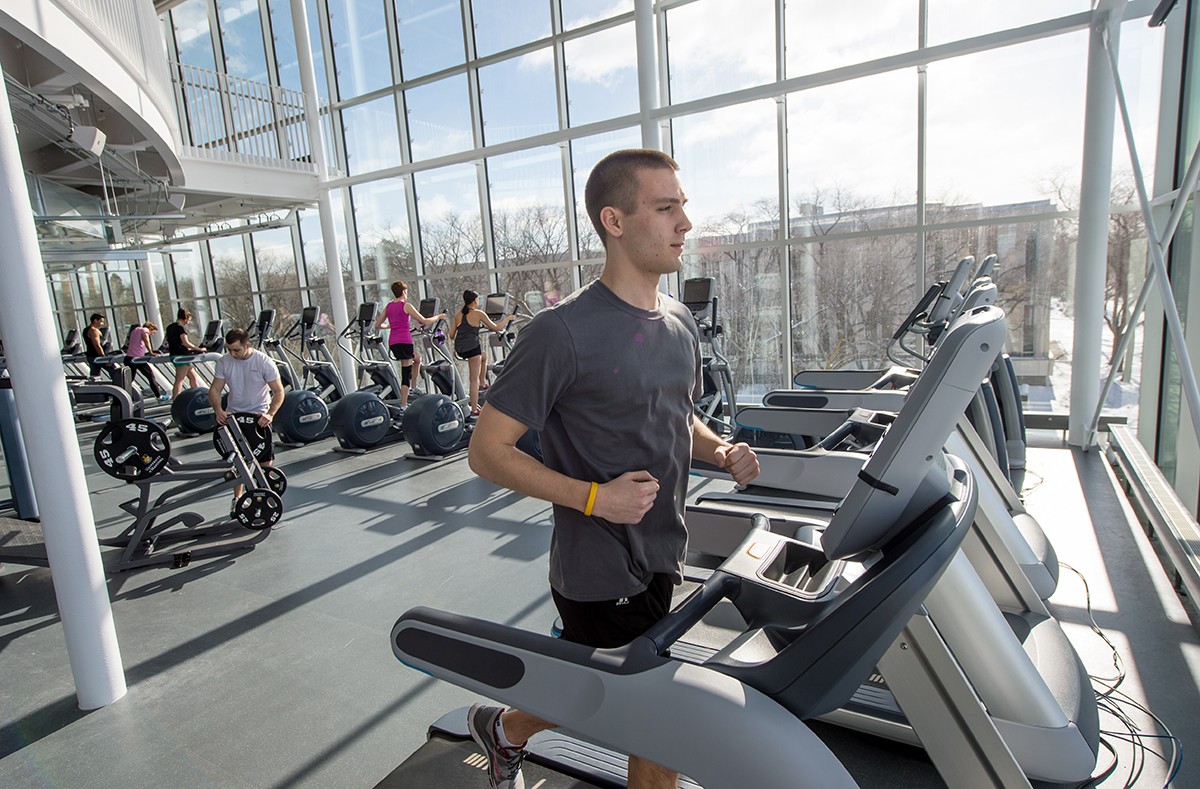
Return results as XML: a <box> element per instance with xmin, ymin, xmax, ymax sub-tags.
<box><xmin>1025</xmin><ymin>297</ymin><xmax>1142</xmax><ymax>431</ymax></box>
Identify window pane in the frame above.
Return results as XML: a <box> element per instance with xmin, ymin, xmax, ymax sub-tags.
<box><xmin>173</xmin><ymin>0</ymin><xmax>217</xmax><ymax>70</ymax></box>
<box><xmin>210</xmin><ymin>235</ymin><xmax>257</xmax><ymax>326</ymax></box>
<box><xmin>565</xmin><ymin>22</ymin><xmax>638</xmax><ymax>127</ymax></box>
<box><xmin>106</xmin><ymin>263</ymin><xmax>139</xmax><ymax>308</ymax></box>
<box><xmin>684</xmin><ymin>246</ymin><xmax>785</xmax><ymax>397</ymax></box>
<box><xmin>488</xmin><ymin>146</ymin><xmax>570</xmax><ymax>311</ymax></box>
<box><xmin>50</xmin><ymin>274</ymin><xmax>79</xmax><ymax>339</ymax></box>
<box><xmin>171</xmin><ymin>242</ymin><xmax>214</xmax><ymax>315</ymax></box>
<box><xmin>415</xmin><ymin>163</ymin><xmax>486</xmax><ymax>302</ymax></box>
<box><xmin>788</xmin><ymin>71</ymin><xmax>917</xmax><ymax>220</ymax></box>
<box><xmin>78</xmin><ymin>269</ymin><xmax>106</xmax><ymax>324</ymax></box>
<box><xmin>253</xmin><ymin>227</ymin><xmax>300</xmax><ymax>293</ymax></box>
<box><xmin>216</xmin><ymin>0</ymin><xmax>270</xmax><ymax>82</ymax></box>
<box><xmin>173</xmin><ymin>0</ymin><xmax>227</xmax><ymax>149</ymax></box>
<box><xmin>479</xmin><ymin>48</ymin><xmax>558</xmax><ymax>145</ymax></box>
<box><xmin>269</xmin><ymin>0</ymin><xmax>328</xmax><ymax>99</ymax></box>
<box><xmin>786</xmin><ymin>1</ymin><xmax>915</xmax><ymax>77</ymax></box>
<box><xmin>328</xmin><ymin>0</ymin><xmax>392</xmax><ymax>99</ymax></box>
<box><xmin>928</xmin><ymin>0</ymin><xmax>1089</xmax><ymax>46</ymax></box>
<box><xmin>472</xmin><ymin>0</ymin><xmax>550</xmax><ymax>58</ymax></box>
<box><xmin>406</xmin><ymin>74</ymin><xmax>473</xmax><ymax>161</ymax></box>
<box><xmin>561</xmin><ymin>0</ymin><xmax>633</xmax><ymax>30</ymax></box>
<box><xmin>790</xmin><ymin>235</ymin><xmax>919</xmax><ymax>371</ymax></box>
<box><xmin>343</xmin><ymin>95</ymin><xmax>403</xmax><ymax>175</ymax></box>
<box><xmin>299</xmin><ymin>199</ymin><xmax>356</xmax><ymax>333</ymax></box>
<box><xmin>353</xmin><ymin>177</ymin><xmax>416</xmax><ymax>285</ymax></box>
<box><xmin>570</xmin><ymin>127</ymin><xmax>641</xmax><ymax>258</ymax></box>
<box><xmin>671</xmin><ymin>100</ymin><xmax>779</xmax><ymax>240</ymax></box>
<box><xmin>396</xmin><ymin>0</ymin><xmax>465</xmax><ymax>79</ymax></box>
<box><xmin>926</xmin><ymin>33</ymin><xmax>1087</xmax><ymax>207</ymax></box>
<box><xmin>666</xmin><ymin>0</ymin><xmax>774</xmax><ymax>104</ymax></box>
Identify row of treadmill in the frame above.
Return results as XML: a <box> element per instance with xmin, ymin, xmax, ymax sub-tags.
<box><xmin>381</xmin><ymin>255</ymin><xmax>1102</xmax><ymax>788</ymax></box>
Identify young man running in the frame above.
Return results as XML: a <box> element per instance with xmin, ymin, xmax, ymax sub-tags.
<box><xmin>465</xmin><ymin>149</ymin><xmax>760</xmax><ymax>789</ymax></box>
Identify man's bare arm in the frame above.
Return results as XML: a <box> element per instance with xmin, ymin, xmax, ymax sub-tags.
<box><xmin>692</xmin><ymin>415</ymin><xmax>760</xmax><ymax>486</ymax></box>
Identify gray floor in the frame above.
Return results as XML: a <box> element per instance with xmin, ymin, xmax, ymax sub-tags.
<box><xmin>0</xmin><ymin>427</ymin><xmax>1195</xmax><ymax>788</ymax></box>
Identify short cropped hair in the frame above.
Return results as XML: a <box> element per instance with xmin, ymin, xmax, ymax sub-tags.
<box><xmin>391</xmin><ymin>280</ymin><xmax>408</xmax><ymax>298</ymax></box>
<box><xmin>225</xmin><ymin>327</ymin><xmax>250</xmax><ymax>347</ymax></box>
<box><xmin>89</xmin><ymin>313</ymin><xmax>104</xmax><ymax>324</ymax></box>
<box><xmin>584</xmin><ymin>149</ymin><xmax>680</xmax><ymax>248</ymax></box>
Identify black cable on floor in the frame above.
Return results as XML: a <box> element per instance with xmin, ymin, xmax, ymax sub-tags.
<box><xmin>1060</xmin><ymin>562</ymin><xmax>1182</xmax><ymax>787</ymax></box>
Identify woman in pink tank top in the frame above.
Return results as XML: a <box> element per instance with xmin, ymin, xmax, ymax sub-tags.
<box><xmin>374</xmin><ymin>280</ymin><xmax>447</xmax><ymax>408</ymax></box>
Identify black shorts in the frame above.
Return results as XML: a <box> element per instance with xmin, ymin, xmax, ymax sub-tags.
<box><xmin>389</xmin><ymin>343</ymin><xmax>415</xmax><ymax>361</ymax></box>
<box><xmin>552</xmin><ymin>574</ymin><xmax>674</xmax><ymax>649</ymax></box>
<box><xmin>235</xmin><ymin>415</ymin><xmax>274</xmax><ymax>462</ymax></box>
<box><xmin>455</xmin><ymin>346</ymin><xmax>482</xmax><ymax>361</ymax></box>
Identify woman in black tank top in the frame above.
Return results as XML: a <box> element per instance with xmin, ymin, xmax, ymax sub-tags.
<box><xmin>449</xmin><ymin>290</ymin><xmax>516</xmax><ymax>418</ymax></box>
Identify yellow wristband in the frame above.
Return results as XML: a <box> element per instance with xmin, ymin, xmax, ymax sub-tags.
<box><xmin>584</xmin><ymin>481</ymin><xmax>598</xmax><ymax>517</ymax></box>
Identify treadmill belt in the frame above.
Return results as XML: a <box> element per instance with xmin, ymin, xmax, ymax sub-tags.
<box><xmin>378</xmin><ymin>732</ymin><xmax>608</xmax><ymax>788</ymax></box>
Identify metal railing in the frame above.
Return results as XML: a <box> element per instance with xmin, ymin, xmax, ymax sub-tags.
<box><xmin>171</xmin><ymin>61</ymin><xmax>318</xmax><ymax>171</ymax></box>
<box><xmin>1107</xmin><ymin>425</ymin><xmax>1200</xmax><ymax>636</ymax></box>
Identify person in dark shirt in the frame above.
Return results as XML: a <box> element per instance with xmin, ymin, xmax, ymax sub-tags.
<box><xmin>84</xmin><ymin>313</ymin><xmax>114</xmax><ymax>378</ymax></box>
<box><xmin>167</xmin><ymin>309</ymin><xmax>207</xmax><ymax>398</ymax></box>
<box><xmin>464</xmin><ymin>149</ymin><xmax>759</xmax><ymax>789</ymax></box>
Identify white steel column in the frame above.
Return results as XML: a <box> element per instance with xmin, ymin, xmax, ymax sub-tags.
<box><xmin>139</xmin><ymin>254</ymin><xmax>161</xmax><ymax>324</ymax></box>
<box><xmin>291</xmin><ymin>0</ymin><xmax>354</xmax><ymax>388</ymax></box>
<box><xmin>0</xmin><ymin>65</ymin><xmax>125</xmax><ymax>709</ymax></box>
<box><xmin>1069</xmin><ymin>5</ymin><xmax>1121</xmax><ymax>447</ymax></box>
<box><xmin>634</xmin><ymin>0</ymin><xmax>660</xmax><ymax>150</ymax></box>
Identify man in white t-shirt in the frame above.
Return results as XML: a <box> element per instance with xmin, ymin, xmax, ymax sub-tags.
<box><xmin>208</xmin><ymin>327</ymin><xmax>285</xmax><ymax>513</ymax></box>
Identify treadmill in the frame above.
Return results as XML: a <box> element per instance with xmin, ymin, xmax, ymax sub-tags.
<box><xmin>686</xmin><ymin>316</ymin><xmax>1096</xmax><ymax>784</ymax></box>
<box><xmin>379</xmin><ymin>306</ymin><xmax>1011</xmax><ymax>788</ymax></box>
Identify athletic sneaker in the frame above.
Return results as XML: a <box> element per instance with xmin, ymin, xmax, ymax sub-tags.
<box><xmin>468</xmin><ymin>408</ymin><xmax>481</xmax><ymax>420</ymax></box>
<box><xmin>467</xmin><ymin>703</ymin><xmax>525</xmax><ymax>789</ymax></box>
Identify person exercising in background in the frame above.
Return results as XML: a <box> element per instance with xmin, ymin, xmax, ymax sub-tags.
<box><xmin>124</xmin><ymin>321</ymin><xmax>168</xmax><ymax>401</ymax></box>
<box><xmin>83</xmin><ymin>313</ymin><xmax>113</xmax><ymax>379</ymax></box>
<box><xmin>448</xmin><ymin>289</ymin><xmax>516</xmax><ymax>419</ymax></box>
<box><xmin>465</xmin><ymin>149</ymin><xmax>760</xmax><ymax>789</ymax></box>
<box><xmin>208</xmin><ymin>328</ymin><xmax>284</xmax><ymax>516</ymax></box>
<box><xmin>167</xmin><ymin>308</ymin><xmax>207</xmax><ymax>397</ymax></box>
<box><xmin>374</xmin><ymin>280</ymin><xmax>446</xmax><ymax>409</ymax></box>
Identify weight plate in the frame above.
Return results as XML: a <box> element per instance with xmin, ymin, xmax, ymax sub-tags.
<box><xmin>93</xmin><ymin>418</ymin><xmax>171</xmax><ymax>481</ymax></box>
<box><xmin>213</xmin><ymin>412</ymin><xmax>270</xmax><ymax>460</ymax></box>
<box><xmin>263</xmin><ymin>466</ymin><xmax>287</xmax><ymax>495</ymax></box>
<box><xmin>233</xmin><ymin>488</ymin><xmax>283</xmax><ymax>531</ymax></box>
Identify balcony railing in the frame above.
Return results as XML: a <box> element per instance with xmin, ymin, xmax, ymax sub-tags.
<box><xmin>171</xmin><ymin>61</ymin><xmax>320</xmax><ymax>172</ymax></box>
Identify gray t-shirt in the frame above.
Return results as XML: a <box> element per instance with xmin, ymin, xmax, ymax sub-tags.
<box><xmin>485</xmin><ymin>280</ymin><xmax>702</xmax><ymax>602</ymax></box>
<box><xmin>214</xmin><ymin>349</ymin><xmax>280</xmax><ymax>415</ymax></box>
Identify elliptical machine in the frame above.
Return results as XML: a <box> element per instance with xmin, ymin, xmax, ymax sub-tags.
<box><xmin>328</xmin><ymin>303</ymin><xmax>411</xmax><ymax>453</ymax></box>
<box><xmin>274</xmin><ymin>305</ymin><xmax>346</xmax><ymax>445</ymax></box>
<box><xmin>684</xmin><ymin>277</ymin><xmax>737</xmax><ymax>437</ymax></box>
<box><xmin>400</xmin><ymin>297</ymin><xmax>475</xmax><ymax>461</ymax></box>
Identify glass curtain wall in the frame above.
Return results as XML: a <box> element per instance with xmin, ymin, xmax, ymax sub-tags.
<box><xmin>159</xmin><ymin>1</ymin><xmax>1166</xmax><ymax>408</ymax></box>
